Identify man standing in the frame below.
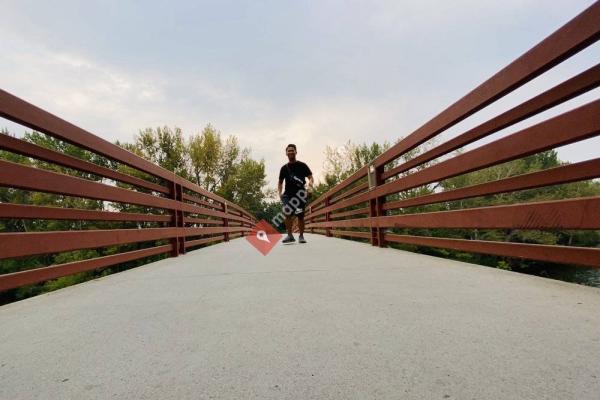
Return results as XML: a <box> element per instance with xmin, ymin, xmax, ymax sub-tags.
<box><xmin>278</xmin><ymin>144</ymin><xmax>314</xmax><ymax>244</ymax></box>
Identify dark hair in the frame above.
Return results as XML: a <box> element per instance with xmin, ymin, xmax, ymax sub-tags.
<box><xmin>286</xmin><ymin>144</ymin><xmax>297</xmax><ymax>151</ymax></box>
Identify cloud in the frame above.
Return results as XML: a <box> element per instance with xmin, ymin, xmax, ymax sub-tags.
<box><xmin>1</xmin><ymin>26</ymin><xmax>422</xmax><ymax>186</ymax></box>
<box><xmin>1</xmin><ymin>0</ymin><xmax>597</xmax><ymax>190</ymax></box>
<box><xmin>1</xmin><ymin>31</ymin><xmax>161</xmax><ymax>137</ymax></box>
<box><xmin>0</xmin><ymin>28</ymin><xmax>268</xmax><ymax>145</ymax></box>
<box><xmin>225</xmin><ymin>93</ymin><xmax>433</xmax><ymax>186</ymax></box>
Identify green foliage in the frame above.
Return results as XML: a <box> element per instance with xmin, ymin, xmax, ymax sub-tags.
<box><xmin>123</xmin><ymin>123</ymin><xmax>267</xmax><ymax>216</ymax></box>
<box><xmin>130</xmin><ymin>126</ymin><xmax>189</xmax><ymax>178</ymax></box>
<box><xmin>2</xmin><ymin>123</ymin><xmax>599</xmax><ymax>305</ymax></box>
<box><xmin>257</xmin><ymin>200</ymin><xmax>287</xmax><ymax>231</ymax></box>
<box><xmin>0</xmin><ymin>123</ymin><xmax>270</xmax><ymax>304</ymax></box>
<box><xmin>496</xmin><ymin>261</ymin><xmax>511</xmax><ymax>271</ymax></box>
<box><xmin>0</xmin><ymin>130</ymin><xmax>114</xmax><ymax>303</ymax></box>
<box><xmin>322</xmin><ymin>140</ymin><xmax>391</xmax><ymax>187</ymax></box>
<box><xmin>412</xmin><ymin>152</ymin><xmax>599</xmax><ymax>283</ymax></box>
<box><xmin>217</xmin><ymin>158</ymin><xmax>267</xmax><ymax>214</ymax></box>
<box><xmin>189</xmin><ymin>124</ymin><xmax>222</xmax><ymax>191</ymax></box>
<box><xmin>315</xmin><ymin>139</ymin><xmax>599</xmax><ymax>286</ymax></box>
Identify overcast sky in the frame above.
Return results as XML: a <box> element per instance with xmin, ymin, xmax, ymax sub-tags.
<box><xmin>1</xmin><ymin>0</ymin><xmax>598</xmax><ymax>187</ymax></box>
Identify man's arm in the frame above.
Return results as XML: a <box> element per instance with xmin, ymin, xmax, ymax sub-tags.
<box><xmin>305</xmin><ymin>163</ymin><xmax>314</xmax><ymax>192</ymax></box>
<box><xmin>278</xmin><ymin>166</ymin><xmax>285</xmax><ymax>198</ymax></box>
<box><xmin>307</xmin><ymin>174</ymin><xmax>314</xmax><ymax>192</ymax></box>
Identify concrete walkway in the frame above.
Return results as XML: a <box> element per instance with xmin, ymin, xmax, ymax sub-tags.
<box><xmin>1</xmin><ymin>234</ymin><xmax>599</xmax><ymax>399</ymax></box>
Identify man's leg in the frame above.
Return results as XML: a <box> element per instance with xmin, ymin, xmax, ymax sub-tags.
<box><xmin>281</xmin><ymin>195</ymin><xmax>295</xmax><ymax>243</ymax></box>
<box><xmin>298</xmin><ymin>214</ymin><xmax>307</xmax><ymax>243</ymax></box>
<box><xmin>282</xmin><ymin>215</ymin><xmax>295</xmax><ymax>243</ymax></box>
<box><xmin>284</xmin><ymin>214</ymin><xmax>293</xmax><ymax>236</ymax></box>
<box><xmin>298</xmin><ymin>215</ymin><xmax>305</xmax><ymax>235</ymax></box>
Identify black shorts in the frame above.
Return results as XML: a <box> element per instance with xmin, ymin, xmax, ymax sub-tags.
<box><xmin>281</xmin><ymin>194</ymin><xmax>306</xmax><ymax>218</ymax></box>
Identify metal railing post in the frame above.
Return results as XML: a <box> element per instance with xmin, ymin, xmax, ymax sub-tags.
<box><xmin>369</xmin><ymin>165</ymin><xmax>386</xmax><ymax>247</ymax></box>
<box><xmin>325</xmin><ymin>197</ymin><xmax>332</xmax><ymax>237</ymax></box>
<box><xmin>170</xmin><ymin>181</ymin><xmax>185</xmax><ymax>256</ymax></box>
<box><xmin>222</xmin><ymin>202</ymin><xmax>230</xmax><ymax>242</ymax></box>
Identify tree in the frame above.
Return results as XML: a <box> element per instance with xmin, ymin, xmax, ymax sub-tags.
<box><xmin>318</xmin><ymin>140</ymin><xmax>393</xmax><ymax>199</ymax></box>
<box><xmin>189</xmin><ymin>124</ymin><xmax>222</xmax><ymax>191</ymax></box>
<box><xmin>131</xmin><ymin>126</ymin><xmax>189</xmax><ymax>178</ymax></box>
<box><xmin>218</xmin><ymin>158</ymin><xmax>268</xmax><ymax>215</ymax></box>
<box><xmin>0</xmin><ymin>130</ymin><xmax>112</xmax><ymax>302</ymax></box>
<box><xmin>115</xmin><ymin>123</ymin><xmax>267</xmax><ymax>216</ymax></box>
<box><xmin>218</xmin><ymin>135</ymin><xmax>247</xmax><ymax>189</ymax></box>
<box><xmin>0</xmin><ymin>123</ymin><xmax>273</xmax><ymax>304</ymax></box>
<box><xmin>322</xmin><ymin>140</ymin><xmax>391</xmax><ymax>185</ymax></box>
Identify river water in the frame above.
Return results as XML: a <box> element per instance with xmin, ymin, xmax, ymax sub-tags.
<box><xmin>530</xmin><ymin>266</ymin><xmax>600</xmax><ymax>288</ymax></box>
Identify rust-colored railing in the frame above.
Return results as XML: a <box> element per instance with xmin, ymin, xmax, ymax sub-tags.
<box><xmin>0</xmin><ymin>90</ymin><xmax>256</xmax><ymax>292</ymax></box>
<box><xmin>306</xmin><ymin>3</ymin><xmax>600</xmax><ymax>268</ymax></box>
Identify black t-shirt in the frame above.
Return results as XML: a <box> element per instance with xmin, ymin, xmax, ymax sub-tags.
<box><xmin>279</xmin><ymin>161</ymin><xmax>312</xmax><ymax>196</ymax></box>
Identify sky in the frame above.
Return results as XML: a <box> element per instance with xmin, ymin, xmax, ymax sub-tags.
<box><xmin>1</xmin><ymin>0</ymin><xmax>598</xmax><ymax>188</ymax></box>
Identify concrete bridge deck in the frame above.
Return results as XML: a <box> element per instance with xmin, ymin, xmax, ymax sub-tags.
<box><xmin>1</xmin><ymin>234</ymin><xmax>599</xmax><ymax>399</ymax></box>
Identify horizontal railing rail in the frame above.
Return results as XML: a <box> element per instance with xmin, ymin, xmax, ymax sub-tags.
<box><xmin>305</xmin><ymin>2</ymin><xmax>600</xmax><ymax>268</ymax></box>
<box><xmin>0</xmin><ymin>90</ymin><xmax>256</xmax><ymax>292</ymax></box>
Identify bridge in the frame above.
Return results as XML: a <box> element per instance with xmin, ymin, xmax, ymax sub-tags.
<box><xmin>1</xmin><ymin>3</ymin><xmax>599</xmax><ymax>399</ymax></box>
<box><xmin>1</xmin><ymin>233</ymin><xmax>599</xmax><ymax>399</ymax></box>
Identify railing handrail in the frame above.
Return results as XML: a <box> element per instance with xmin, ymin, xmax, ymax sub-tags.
<box><xmin>0</xmin><ymin>89</ymin><xmax>254</xmax><ymax>220</ymax></box>
<box><xmin>0</xmin><ymin>91</ymin><xmax>256</xmax><ymax>294</ymax></box>
<box><xmin>305</xmin><ymin>2</ymin><xmax>600</xmax><ymax>269</ymax></box>
<box><xmin>308</xmin><ymin>2</ymin><xmax>600</xmax><ymax>210</ymax></box>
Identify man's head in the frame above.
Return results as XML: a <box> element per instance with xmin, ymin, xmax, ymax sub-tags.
<box><xmin>286</xmin><ymin>144</ymin><xmax>297</xmax><ymax>162</ymax></box>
